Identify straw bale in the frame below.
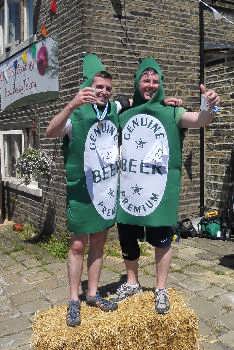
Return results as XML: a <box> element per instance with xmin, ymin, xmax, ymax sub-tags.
<box><xmin>32</xmin><ymin>289</ymin><xmax>199</xmax><ymax>350</ymax></box>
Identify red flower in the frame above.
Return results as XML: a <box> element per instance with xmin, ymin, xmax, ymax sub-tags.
<box><xmin>13</xmin><ymin>223</ymin><xmax>24</xmax><ymax>232</ymax></box>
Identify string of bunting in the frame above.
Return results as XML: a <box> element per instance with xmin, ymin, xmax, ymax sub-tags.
<box><xmin>0</xmin><ymin>42</ymin><xmax>49</xmax><ymax>82</ymax></box>
<box><xmin>199</xmin><ymin>0</ymin><xmax>234</xmax><ymax>24</ymax></box>
<box><xmin>0</xmin><ymin>0</ymin><xmax>55</xmax><ymax>83</ymax></box>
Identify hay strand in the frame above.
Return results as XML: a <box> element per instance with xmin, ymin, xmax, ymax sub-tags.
<box><xmin>32</xmin><ymin>289</ymin><xmax>199</xmax><ymax>350</ymax></box>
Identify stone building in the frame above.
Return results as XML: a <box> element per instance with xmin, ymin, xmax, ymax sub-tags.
<box><xmin>0</xmin><ymin>0</ymin><xmax>233</xmax><ymax>234</ymax></box>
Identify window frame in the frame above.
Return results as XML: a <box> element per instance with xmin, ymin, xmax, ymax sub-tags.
<box><xmin>0</xmin><ymin>0</ymin><xmax>34</xmax><ymax>55</ymax></box>
<box><xmin>0</xmin><ymin>129</ymin><xmax>42</xmax><ymax>197</ymax></box>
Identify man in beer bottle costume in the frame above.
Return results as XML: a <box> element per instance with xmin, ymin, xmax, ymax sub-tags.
<box><xmin>47</xmin><ymin>54</ymin><xmax>119</xmax><ymax>326</ymax></box>
<box><xmin>47</xmin><ymin>53</ymin><xmax>188</xmax><ymax>325</ymax></box>
<box><xmin>114</xmin><ymin>57</ymin><xmax>220</xmax><ymax>314</ymax></box>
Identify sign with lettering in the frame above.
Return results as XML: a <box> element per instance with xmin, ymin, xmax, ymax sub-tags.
<box><xmin>120</xmin><ymin>113</ymin><xmax>169</xmax><ymax>216</ymax></box>
<box><xmin>84</xmin><ymin>120</ymin><xmax>119</xmax><ymax>220</ymax></box>
<box><xmin>0</xmin><ymin>37</ymin><xmax>59</xmax><ymax>111</ymax></box>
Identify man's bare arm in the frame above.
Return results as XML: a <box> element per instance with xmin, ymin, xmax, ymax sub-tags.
<box><xmin>46</xmin><ymin>88</ymin><xmax>97</xmax><ymax>138</ymax></box>
<box><xmin>179</xmin><ymin>84</ymin><xmax>220</xmax><ymax>128</ymax></box>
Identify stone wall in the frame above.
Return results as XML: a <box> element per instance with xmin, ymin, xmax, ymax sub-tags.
<box><xmin>203</xmin><ymin>1</ymin><xmax>234</xmax><ymax>215</ymax></box>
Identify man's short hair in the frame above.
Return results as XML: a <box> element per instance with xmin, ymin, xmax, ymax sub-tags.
<box><xmin>94</xmin><ymin>71</ymin><xmax>112</xmax><ymax>80</ymax></box>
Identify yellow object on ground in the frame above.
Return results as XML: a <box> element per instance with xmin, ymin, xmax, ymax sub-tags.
<box><xmin>32</xmin><ymin>289</ymin><xmax>199</xmax><ymax>350</ymax></box>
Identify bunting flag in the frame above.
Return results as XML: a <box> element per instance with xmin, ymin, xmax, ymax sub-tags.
<box><xmin>199</xmin><ymin>0</ymin><xmax>234</xmax><ymax>24</ymax></box>
<box><xmin>30</xmin><ymin>43</ymin><xmax>37</xmax><ymax>59</ymax></box>
<box><xmin>3</xmin><ymin>68</ymin><xmax>9</xmax><ymax>82</ymax></box>
<box><xmin>40</xmin><ymin>23</ymin><xmax>49</xmax><ymax>37</ymax></box>
<box><xmin>21</xmin><ymin>51</ymin><xmax>28</xmax><ymax>64</ymax></box>
<box><xmin>50</xmin><ymin>0</ymin><xmax>57</xmax><ymax>14</ymax></box>
<box><xmin>13</xmin><ymin>60</ymin><xmax>18</xmax><ymax>70</ymax></box>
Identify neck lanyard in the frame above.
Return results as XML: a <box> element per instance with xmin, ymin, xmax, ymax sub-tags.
<box><xmin>93</xmin><ymin>102</ymin><xmax>109</xmax><ymax>121</ymax></box>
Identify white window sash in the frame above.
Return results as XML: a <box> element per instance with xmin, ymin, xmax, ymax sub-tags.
<box><xmin>1</xmin><ymin>0</ymin><xmax>33</xmax><ymax>51</ymax></box>
<box><xmin>0</xmin><ymin>130</ymin><xmax>24</xmax><ymax>180</ymax></box>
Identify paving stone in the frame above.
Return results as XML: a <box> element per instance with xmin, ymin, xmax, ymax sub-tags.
<box><xmin>177</xmin><ymin>276</ymin><xmax>211</xmax><ymax>292</ymax></box>
<box><xmin>42</xmin><ymin>262</ymin><xmax>66</xmax><ymax>275</ymax></box>
<box><xmin>199</xmin><ymin>319</ymin><xmax>213</xmax><ymax>337</ymax></box>
<box><xmin>226</xmin><ymin>282</ymin><xmax>234</xmax><ymax>292</ymax></box>
<box><xmin>100</xmin><ymin>268</ymin><xmax>120</xmax><ymax>284</ymax></box>
<box><xmin>141</xmin><ymin>263</ymin><xmax>155</xmax><ymax>276</ymax></box>
<box><xmin>170</xmin><ymin>270</ymin><xmax>189</xmax><ymax>281</ymax></box>
<box><xmin>0</xmin><ymin>316</ymin><xmax>31</xmax><ymax>337</ymax></box>
<box><xmin>200</xmin><ymin>340</ymin><xmax>230</xmax><ymax>350</ymax></box>
<box><xmin>187</xmin><ymin>295</ymin><xmax>224</xmax><ymax>321</ymax></box>
<box><xmin>219</xmin><ymin>331</ymin><xmax>234</xmax><ymax>349</ymax></box>
<box><xmin>0</xmin><ymin>329</ymin><xmax>32</xmax><ymax>349</ymax></box>
<box><xmin>4</xmin><ymin>281</ymin><xmax>33</xmax><ymax>296</ymax></box>
<box><xmin>210</xmin><ymin>265</ymin><xmax>234</xmax><ymax>276</ymax></box>
<box><xmin>10</xmin><ymin>288</ymin><xmax>43</xmax><ymax>306</ymax></box>
<box><xmin>20</xmin><ymin>257</ymin><xmax>43</xmax><ymax>268</ymax></box>
<box><xmin>0</xmin><ymin>256</ymin><xmax>17</xmax><ymax>269</ymax></box>
<box><xmin>215</xmin><ymin>293</ymin><xmax>234</xmax><ymax>310</ymax></box>
<box><xmin>103</xmin><ymin>256</ymin><xmax>126</xmax><ymax>273</ymax></box>
<box><xmin>219</xmin><ymin>311</ymin><xmax>234</xmax><ymax>329</ymax></box>
<box><xmin>45</xmin><ymin>285</ymin><xmax>68</xmax><ymax>305</ymax></box>
<box><xmin>10</xmin><ymin>251</ymin><xmax>29</xmax><ymax>262</ymax></box>
<box><xmin>138</xmin><ymin>274</ymin><xmax>155</xmax><ymax>290</ymax></box>
<box><xmin>30</xmin><ymin>277</ymin><xmax>59</xmax><ymax>291</ymax></box>
<box><xmin>196</xmin><ymin>259</ymin><xmax>220</xmax><ymax>268</ymax></box>
<box><xmin>17</xmin><ymin>299</ymin><xmax>51</xmax><ymax>315</ymax></box>
<box><xmin>198</xmin><ymin>286</ymin><xmax>228</xmax><ymax>300</ymax></box>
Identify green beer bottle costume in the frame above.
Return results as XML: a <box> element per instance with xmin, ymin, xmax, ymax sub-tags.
<box><xmin>63</xmin><ymin>54</ymin><xmax>119</xmax><ymax>234</ymax></box>
<box><xmin>117</xmin><ymin>58</ymin><xmax>186</xmax><ymax>227</ymax></box>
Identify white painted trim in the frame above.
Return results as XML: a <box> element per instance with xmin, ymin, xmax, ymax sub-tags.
<box><xmin>3</xmin><ymin>179</ymin><xmax>42</xmax><ymax>197</ymax></box>
<box><xmin>0</xmin><ymin>129</ymin><xmax>24</xmax><ymax>180</ymax></box>
<box><xmin>0</xmin><ymin>0</ymin><xmax>34</xmax><ymax>60</ymax></box>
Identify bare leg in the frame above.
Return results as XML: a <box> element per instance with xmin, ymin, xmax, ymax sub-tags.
<box><xmin>155</xmin><ymin>246</ymin><xmax>172</xmax><ymax>289</ymax></box>
<box><xmin>124</xmin><ymin>259</ymin><xmax>139</xmax><ymax>285</ymax></box>
<box><xmin>67</xmin><ymin>235</ymin><xmax>88</xmax><ymax>301</ymax></box>
<box><xmin>87</xmin><ymin>230</ymin><xmax>107</xmax><ymax>297</ymax></box>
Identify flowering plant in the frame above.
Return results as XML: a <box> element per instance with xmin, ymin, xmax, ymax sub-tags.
<box><xmin>16</xmin><ymin>148</ymin><xmax>53</xmax><ymax>185</ymax></box>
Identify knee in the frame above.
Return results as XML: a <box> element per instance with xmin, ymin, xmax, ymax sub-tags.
<box><xmin>89</xmin><ymin>231</ymin><xmax>107</xmax><ymax>248</ymax></box>
<box><xmin>120</xmin><ymin>238</ymin><xmax>140</xmax><ymax>260</ymax></box>
<box><xmin>70</xmin><ymin>237</ymin><xmax>87</xmax><ymax>255</ymax></box>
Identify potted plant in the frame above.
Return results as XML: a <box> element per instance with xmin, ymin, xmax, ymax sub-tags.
<box><xmin>16</xmin><ymin>148</ymin><xmax>53</xmax><ymax>185</ymax></box>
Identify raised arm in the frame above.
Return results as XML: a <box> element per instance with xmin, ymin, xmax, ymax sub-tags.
<box><xmin>46</xmin><ymin>87</ymin><xmax>97</xmax><ymax>138</ymax></box>
<box><xmin>179</xmin><ymin>84</ymin><xmax>220</xmax><ymax>128</ymax></box>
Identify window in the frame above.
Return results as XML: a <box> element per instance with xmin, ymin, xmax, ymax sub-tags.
<box><xmin>0</xmin><ymin>0</ymin><xmax>33</xmax><ymax>55</ymax></box>
<box><xmin>0</xmin><ymin>130</ymin><xmax>24</xmax><ymax>179</ymax></box>
<box><xmin>0</xmin><ymin>127</ymin><xmax>38</xmax><ymax>180</ymax></box>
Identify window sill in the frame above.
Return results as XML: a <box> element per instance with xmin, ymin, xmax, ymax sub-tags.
<box><xmin>3</xmin><ymin>178</ymin><xmax>42</xmax><ymax>197</ymax></box>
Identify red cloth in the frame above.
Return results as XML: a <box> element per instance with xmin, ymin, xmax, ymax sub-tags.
<box><xmin>50</xmin><ymin>0</ymin><xmax>57</xmax><ymax>14</ymax></box>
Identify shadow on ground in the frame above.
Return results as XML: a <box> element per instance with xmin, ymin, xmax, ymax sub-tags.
<box><xmin>219</xmin><ymin>254</ymin><xmax>234</xmax><ymax>269</ymax></box>
<box><xmin>79</xmin><ymin>275</ymin><xmax>154</xmax><ymax>301</ymax></box>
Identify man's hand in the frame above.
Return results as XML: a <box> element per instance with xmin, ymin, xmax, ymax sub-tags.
<box><xmin>68</xmin><ymin>88</ymin><xmax>97</xmax><ymax>110</ymax></box>
<box><xmin>200</xmin><ymin>84</ymin><xmax>220</xmax><ymax>110</ymax></box>
<box><xmin>164</xmin><ymin>97</ymin><xmax>183</xmax><ymax>107</ymax></box>
<box><xmin>179</xmin><ymin>85</ymin><xmax>220</xmax><ymax>129</ymax></box>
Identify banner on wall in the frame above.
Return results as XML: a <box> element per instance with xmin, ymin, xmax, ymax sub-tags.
<box><xmin>0</xmin><ymin>37</ymin><xmax>59</xmax><ymax>111</ymax></box>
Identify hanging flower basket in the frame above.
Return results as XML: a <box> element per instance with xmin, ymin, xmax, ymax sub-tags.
<box><xmin>16</xmin><ymin>148</ymin><xmax>53</xmax><ymax>185</ymax></box>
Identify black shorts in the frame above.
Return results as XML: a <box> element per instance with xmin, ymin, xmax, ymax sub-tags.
<box><xmin>117</xmin><ymin>223</ymin><xmax>173</xmax><ymax>260</ymax></box>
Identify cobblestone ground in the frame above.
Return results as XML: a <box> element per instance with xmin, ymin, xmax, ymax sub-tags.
<box><xmin>0</xmin><ymin>224</ymin><xmax>233</xmax><ymax>350</ymax></box>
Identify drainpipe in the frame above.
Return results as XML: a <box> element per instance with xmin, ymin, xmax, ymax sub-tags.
<box><xmin>199</xmin><ymin>1</ymin><xmax>205</xmax><ymax>217</ymax></box>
